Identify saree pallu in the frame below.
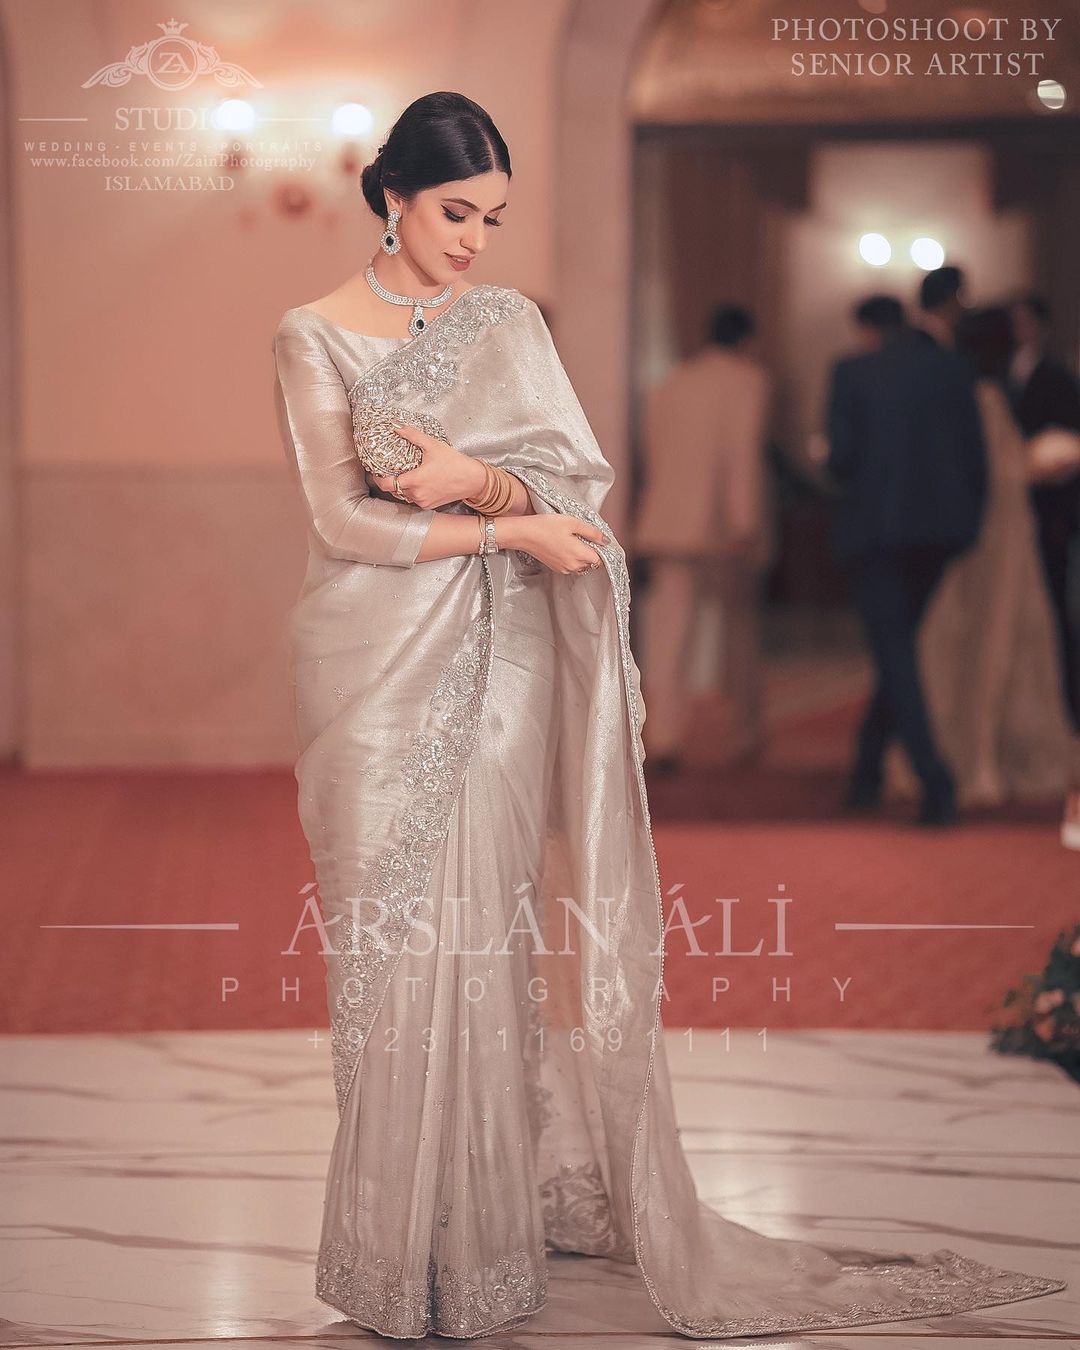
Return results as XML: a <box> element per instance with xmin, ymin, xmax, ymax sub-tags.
<box><xmin>273</xmin><ymin>285</ymin><xmax>1066</xmax><ymax>1339</ymax></box>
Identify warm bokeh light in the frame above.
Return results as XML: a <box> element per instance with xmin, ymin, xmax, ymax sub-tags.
<box><xmin>212</xmin><ymin>99</ymin><xmax>256</xmax><ymax>133</ymax></box>
<box><xmin>331</xmin><ymin>102</ymin><xmax>375</xmax><ymax>136</ymax></box>
<box><xmin>858</xmin><ymin>232</ymin><xmax>891</xmax><ymax>266</ymax></box>
<box><xmin>910</xmin><ymin>236</ymin><xmax>946</xmax><ymax>270</ymax></box>
<box><xmin>1036</xmin><ymin>79</ymin><xmax>1067</xmax><ymax>111</ymax></box>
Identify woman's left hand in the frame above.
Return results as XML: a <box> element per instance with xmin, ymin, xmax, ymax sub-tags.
<box><xmin>368</xmin><ymin>422</ymin><xmax>486</xmax><ymax>510</ymax></box>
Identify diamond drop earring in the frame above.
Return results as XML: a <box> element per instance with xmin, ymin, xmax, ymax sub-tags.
<box><xmin>380</xmin><ymin>208</ymin><xmax>401</xmax><ymax>255</ymax></box>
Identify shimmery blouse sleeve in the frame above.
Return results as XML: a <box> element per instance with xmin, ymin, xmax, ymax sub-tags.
<box><xmin>272</xmin><ymin>318</ymin><xmax>435</xmax><ymax>567</ymax></box>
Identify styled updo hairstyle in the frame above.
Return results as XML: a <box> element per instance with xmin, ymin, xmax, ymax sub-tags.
<box><xmin>360</xmin><ymin>91</ymin><xmax>512</xmax><ymax>221</ymax></box>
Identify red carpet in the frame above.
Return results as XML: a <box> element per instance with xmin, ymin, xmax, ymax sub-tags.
<box><xmin>650</xmin><ymin>817</ymin><xmax>1075</xmax><ymax>1031</ymax></box>
<box><xmin>1</xmin><ymin>750</ymin><xmax>1073</xmax><ymax>1037</ymax></box>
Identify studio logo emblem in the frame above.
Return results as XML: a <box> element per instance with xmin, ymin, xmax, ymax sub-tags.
<box><xmin>82</xmin><ymin>17</ymin><xmax>262</xmax><ymax>92</ymax></box>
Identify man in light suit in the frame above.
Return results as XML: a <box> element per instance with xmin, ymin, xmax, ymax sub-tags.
<box><xmin>826</xmin><ymin>295</ymin><xmax>987</xmax><ymax>825</ymax></box>
<box><xmin>635</xmin><ymin>305</ymin><xmax>773</xmax><ymax>772</ymax></box>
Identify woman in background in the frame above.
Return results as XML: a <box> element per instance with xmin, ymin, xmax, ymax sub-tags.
<box><xmin>888</xmin><ymin>306</ymin><xmax>1073</xmax><ymax>807</ymax></box>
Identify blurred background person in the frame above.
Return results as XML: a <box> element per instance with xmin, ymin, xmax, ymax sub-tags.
<box><xmin>825</xmin><ymin>294</ymin><xmax>986</xmax><ymax>826</ymax></box>
<box><xmin>634</xmin><ymin>304</ymin><xmax>772</xmax><ymax>772</ymax></box>
<box><xmin>887</xmin><ymin>306</ymin><xmax>1073</xmax><ymax>808</ymax></box>
<box><xmin>1007</xmin><ymin>293</ymin><xmax>1080</xmax><ymax>734</ymax></box>
<box><xmin>915</xmin><ymin>264</ymin><xmax>967</xmax><ymax>349</ymax></box>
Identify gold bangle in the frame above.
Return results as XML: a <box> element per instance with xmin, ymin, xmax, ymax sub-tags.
<box><xmin>482</xmin><ymin>467</ymin><xmax>507</xmax><ymax>512</ymax></box>
<box><xmin>462</xmin><ymin>463</ymin><xmax>488</xmax><ymax>509</ymax></box>
<box><xmin>478</xmin><ymin>479</ymin><xmax>503</xmax><ymax>513</ymax></box>
<box><xmin>463</xmin><ymin>461</ymin><xmax>497</xmax><ymax>511</ymax></box>
<box><xmin>464</xmin><ymin>463</ymin><xmax>519</xmax><ymax>514</ymax></box>
<box><xmin>491</xmin><ymin>467</ymin><xmax>514</xmax><ymax>513</ymax></box>
<box><xmin>483</xmin><ymin>466</ymin><xmax>515</xmax><ymax>515</ymax></box>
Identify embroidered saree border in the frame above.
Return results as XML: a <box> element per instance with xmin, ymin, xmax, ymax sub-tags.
<box><xmin>309</xmin><ymin>284</ymin><xmax>1066</xmax><ymax>1340</ymax></box>
<box><xmin>314</xmin><ymin>285</ymin><xmax>550</xmax><ymax>1338</ymax></box>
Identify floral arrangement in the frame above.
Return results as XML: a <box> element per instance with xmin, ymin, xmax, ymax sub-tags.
<box><xmin>989</xmin><ymin>922</ymin><xmax>1080</xmax><ymax>1083</ymax></box>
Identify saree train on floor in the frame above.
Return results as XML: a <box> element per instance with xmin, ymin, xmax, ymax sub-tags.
<box><xmin>272</xmin><ymin>284</ymin><xmax>1067</xmax><ymax>1339</ymax></box>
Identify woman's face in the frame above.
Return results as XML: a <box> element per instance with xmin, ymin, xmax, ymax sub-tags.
<box><xmin>387</xmin><ymin>170</ymin><xmax>509</xmax><ymax>283</ymax></box>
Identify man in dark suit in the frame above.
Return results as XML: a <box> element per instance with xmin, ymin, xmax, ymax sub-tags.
<box><xmin>914</xmin><ymin>265</ymin><xmax>967</xmax><ymax>350</ymax></box>
<box><xmin>826</xmin><ymin>295</ymin><xmax>987</xmax><ymax>825</ymax></box>
<box><xmin>1007</xmin><ymin>293</ymin><xmax>1080</xmax><ymax>730</ymax></box>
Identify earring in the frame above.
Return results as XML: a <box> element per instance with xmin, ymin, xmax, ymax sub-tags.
<box><xmin>381</xmin><ymin>208</ymin><xmax>401</xmax><ymax>255</ymax></box>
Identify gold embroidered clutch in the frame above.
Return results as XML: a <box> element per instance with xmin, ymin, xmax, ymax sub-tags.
<box><xmin>350</xmin><ymin>399</ymin><xmax>447</xmax><ymax>477</ymax></box>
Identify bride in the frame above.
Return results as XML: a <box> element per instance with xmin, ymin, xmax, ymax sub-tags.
<box><xmin>271</xmin><ymin>91</ymin><xmax>1066</xmax><ymax>1340</ymax></box>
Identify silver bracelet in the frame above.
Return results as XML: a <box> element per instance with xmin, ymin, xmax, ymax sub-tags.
<box><xmin>480</xmin><ymin>515</ymin><xmax>499</xmax><ymax>555</ymax></box>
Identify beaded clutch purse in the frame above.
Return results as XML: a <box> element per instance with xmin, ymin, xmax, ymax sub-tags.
<box><xmin>350</xmin><ymin>399</ymin><xmax>447</xmax><ymax>477</ymax></box>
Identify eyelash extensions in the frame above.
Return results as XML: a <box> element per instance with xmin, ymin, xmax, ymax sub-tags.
<box><xmin>443</xmin><ymin>208</ymin><xmax>503</xmax><ymax>227</ymax></box>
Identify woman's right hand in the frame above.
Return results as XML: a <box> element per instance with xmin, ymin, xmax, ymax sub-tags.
<box><xmin>502</xmin><ymin>512</ymin><xmax>610</xmax><ymax>574</ymax></box>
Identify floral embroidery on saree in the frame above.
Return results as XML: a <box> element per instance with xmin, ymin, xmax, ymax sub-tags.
<box><xmin>302</xmin><ymin>285</ymin><xmax>1065</xmax><ymax>1341</ymax></box>
<box><xmin>316</xmin><ymin>1235</ymin><xmax>547</xmax><ymax>1338</ymax></box>
<box><xmin>324</xmin><ymin>565</ymin><xmax>497</xmax><ymax>1115</ymax></box>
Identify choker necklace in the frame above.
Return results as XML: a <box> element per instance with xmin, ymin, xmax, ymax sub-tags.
<box><xmin>365</xmin><ymin>263</ymin><xmax>453</xmax><ymax>338</ymax></box>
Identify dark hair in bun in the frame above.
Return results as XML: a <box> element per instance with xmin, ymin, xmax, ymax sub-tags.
<box><xmin>360</xmin><ymin>91</ymin><xmax>511</xmax><ymax>221</ymax></box>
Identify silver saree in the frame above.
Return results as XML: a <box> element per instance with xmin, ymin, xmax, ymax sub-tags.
<box><xmin>271</xmin><ymin>284</ymin><xmax>1066</xmax><ymax>1340</ymax></box>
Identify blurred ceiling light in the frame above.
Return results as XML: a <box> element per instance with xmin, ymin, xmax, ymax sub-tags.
<box><xmin>1036</xmin><ymin>79</ymin><xmax>1067</xmax><ymax>111</ymax></box>
<box><xmin>331</xmin><ymin>102</ymin><xmax>375</xmax><ymax>137</ymax></box>
<box><xmin>859</xmin><ymin>232</ymin><xmax>892</xmax><ymax>266</ymax></box>
<box><xmin>910</xmin><ymin>236</ymin><xmax>946</xmax><ymax>270</ymax></box>
<box><xmin>212</xmin><ymin>99</ymin><xmax>256</xmax><ymax>133</ymax></box>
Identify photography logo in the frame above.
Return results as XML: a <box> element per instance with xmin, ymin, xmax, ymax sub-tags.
<box><xmin>81</xmin><ymin>17</ymin><xmax>262</xmax><ymax>92</ymax></box>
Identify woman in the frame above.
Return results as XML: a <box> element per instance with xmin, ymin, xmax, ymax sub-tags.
<box><xmin>272</xmin><ymin>93</ymin><xmax>1066</xmax><ymax>1340</ymax></box>
<box><xmin>886</xmin><ymin>306</ymin><xmax>1074</xmax><ymax>807</ymax></box>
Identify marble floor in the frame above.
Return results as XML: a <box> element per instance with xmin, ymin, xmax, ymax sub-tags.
<box><xmin>2</xmin><ymin>1028</ymin><xmax>1076</xmax><ymax>1348</ymax></box>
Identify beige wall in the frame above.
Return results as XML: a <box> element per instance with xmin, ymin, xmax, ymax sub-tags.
<box><xmin>6</xmin><ymin>0</ymin><xmax>1063</xmax><ymax>767</ymax></box>
<box><xmin>3</xmin><ymin>0</ymin><xmax>593</xmax><ymax>765</ymax></box>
